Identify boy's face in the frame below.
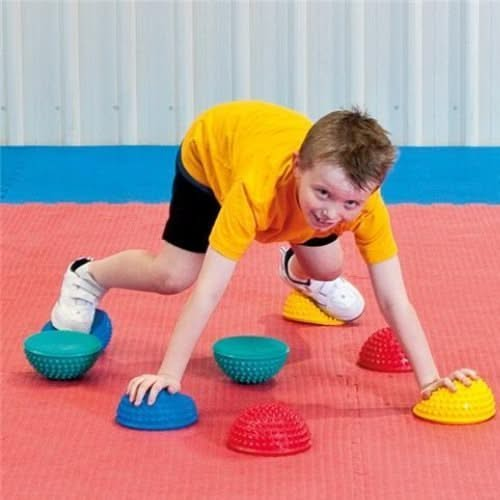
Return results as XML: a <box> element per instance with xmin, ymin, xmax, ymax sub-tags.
<box><xmin>293</xmin><ymin>153</ymin><xmax>377</xmax><ymax>232</ymax></box>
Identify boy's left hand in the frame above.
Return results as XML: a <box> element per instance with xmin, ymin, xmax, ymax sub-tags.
<box><xmin>421</xmin><ymin>368</ymin><xmax>479</xmax><ymax>399</ymax></box>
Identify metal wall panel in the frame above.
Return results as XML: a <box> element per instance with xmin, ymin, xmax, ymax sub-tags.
<box><xmin>1</xmin><ymin>0</ymin><xmax>499</xmax><ymax>146</ymax></box>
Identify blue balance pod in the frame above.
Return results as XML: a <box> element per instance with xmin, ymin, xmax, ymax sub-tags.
<box><xmin>42</xmin><ymin>309</ymin><xmax>112</xmax><ymax>350</ymax></box>
<box><xmin>116</xmin><ymin>391</ymin><xmax>198</xmax><ymax>431</ymax></box>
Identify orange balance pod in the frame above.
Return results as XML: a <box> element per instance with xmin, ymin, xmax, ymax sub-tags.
<box><xmin>358</xmin><ymin>327</ymin><xmax>412</xmax><ymax>372</ymax></box>
<box><xmin>413</xmin><ymin>378</ymin><xmax>496</xmax><ymax>425</ymax></box>
<box><xmin>227</xmin><ymin>402</ymin><xmax>312</xmax><ymax>456</ymax></box>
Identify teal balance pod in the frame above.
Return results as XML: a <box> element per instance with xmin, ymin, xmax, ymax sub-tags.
<box><xmin>24</xmin><ymin>330</ymin><xmax>102</xmax><ymax>380</ymax></box>
<box><xmin>213</xmin><ymin>335</ymin><xmax>289</xmax><ymax>384</ymax></box>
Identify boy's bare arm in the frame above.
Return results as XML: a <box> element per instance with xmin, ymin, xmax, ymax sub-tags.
<box><xmin>368</xmin><ymin>256</ymin><xmax>477</xmax><ymax>396</ymax></box>
<box><xmin>127</xmin><ymin>247</ymin><xmax>237</xmax><ymax>405</ymax></box>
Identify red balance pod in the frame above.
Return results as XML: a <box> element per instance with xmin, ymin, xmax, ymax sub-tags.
<box><xmin>228</xmin><ymin>402</ymin><xmax>311</xmax><ymax>456</ymax></box>
<box><xmin>358</xmin><ymin>327</ymin><xmax>412</xmax><ymax>373</ymax></box>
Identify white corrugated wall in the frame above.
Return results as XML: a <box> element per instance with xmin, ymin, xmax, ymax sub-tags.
<box><xmin>1</xmin><ymin>0</ymin><xmax>499</xmax><ymax>146</ymax></box>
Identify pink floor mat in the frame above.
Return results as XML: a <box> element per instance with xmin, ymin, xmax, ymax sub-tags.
<box><xmin>2</xmin><ymin>203</ymin><xmax>499</xmax><ymax>500</ymax></box>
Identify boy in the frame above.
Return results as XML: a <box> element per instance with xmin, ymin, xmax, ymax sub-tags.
<box><xmin>51</xmin><ymin>101</ymin><xmax>477</xmax><ymax>406</ymax></box>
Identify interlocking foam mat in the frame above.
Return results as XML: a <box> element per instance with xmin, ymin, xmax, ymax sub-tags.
<box><xmin>2</xmin><ymin>203</ymin><xmax>499</xmax><ymax>499</ymax></box>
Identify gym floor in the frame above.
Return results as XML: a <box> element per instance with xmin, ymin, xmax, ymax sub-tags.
<box><xmin>2</xmin><ymin>146</ymin><xmax>499</xmax><ymax>499</ymax></box>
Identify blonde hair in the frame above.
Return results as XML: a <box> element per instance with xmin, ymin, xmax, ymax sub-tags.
<box><xmin>299</xmin><ymin>108</ymin><xmax>396</xmax><ymax>189</ymax></box>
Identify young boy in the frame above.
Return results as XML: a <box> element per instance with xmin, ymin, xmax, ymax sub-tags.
<box><xmin>51</xmin><ymin>101</ymin><xmax>477</xmax><ymax>406</ymax></box>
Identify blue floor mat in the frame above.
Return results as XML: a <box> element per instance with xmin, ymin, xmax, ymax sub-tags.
<box><xmin>1</xmin><ymin>145</ymin><xmax>499</xmax><ymax>204</ymax></box>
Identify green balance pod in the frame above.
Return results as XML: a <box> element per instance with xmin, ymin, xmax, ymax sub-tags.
<box><xmin>213</xmin><ymin>335</ymin><xmax>289</xmax><ymax>384</ymax></box>
<box><xmin>24</xmin><ymin>331</ymin><xmax>102</xmax><ymax>380</ymax></box>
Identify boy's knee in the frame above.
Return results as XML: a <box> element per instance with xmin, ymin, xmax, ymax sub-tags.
<box><xmin>150</xmin><ymin>263</ymin><xmax>195</xmax><ymax>295</ymax></box>
<box><xmin>293</xmin><ymin>251</ymin><xmax>344</xmax><ymax>282</ymax></box>
<box><xmin>291</xmin><ymin>240</ymin><xmax>344</xmax><ymax>283</ymax></box>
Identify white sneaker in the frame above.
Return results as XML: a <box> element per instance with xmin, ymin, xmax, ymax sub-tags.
<box><xmin>279</xmin><ymin>247</ymin><xmax>365</xmax><ymax>321</ymax></box>
<box><xmin>51</xmin><ymin>258</ymin><xmax>107</xmax><ymax>333</ymax></box>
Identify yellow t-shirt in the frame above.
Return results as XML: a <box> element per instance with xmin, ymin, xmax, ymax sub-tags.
<box><xmin>181</xmin><ymin>101</ymin><xmax>397</xmax><ymax>264</ymax></box>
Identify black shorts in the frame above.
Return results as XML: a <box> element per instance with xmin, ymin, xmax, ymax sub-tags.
<box><xmin>162</xmin><ymin>149</ymin><xmax>221</xmax><ymax>253</ymax></box>
<box><xmin>300</xmin><ymin>234</ymin><xmax>338</xmax><ymax>247</ymax></box>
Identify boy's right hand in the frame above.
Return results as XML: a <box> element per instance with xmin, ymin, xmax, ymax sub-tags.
<box><xmin>126</xmin><ymin>373</ymin><xmax>181</xmax><ymax>406</ymax></box>
<box><xmin>420</xmin><ymin>368</ymin><xmax>478</xmax><ymax>399</ymax></box>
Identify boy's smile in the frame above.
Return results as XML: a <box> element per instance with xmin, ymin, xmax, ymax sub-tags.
<box><xmin>293</xmin><ymin>154</ymin><xmax>377</xmax><ymax>231</ymax></box>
